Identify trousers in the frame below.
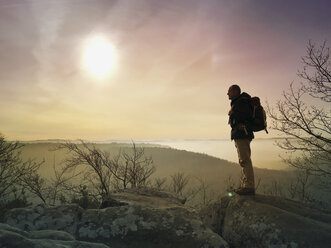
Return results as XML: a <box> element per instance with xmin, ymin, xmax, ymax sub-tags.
<box><xmin>234</xmin><ymin>139</ymin><xmax>255</xmax><ymax>189</ymax></box>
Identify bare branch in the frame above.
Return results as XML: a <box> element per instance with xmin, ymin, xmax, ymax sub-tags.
<box><xmin>267</xmin><ymin>41</ymin><xmax>331</xmax><ymax>178</ymax></box>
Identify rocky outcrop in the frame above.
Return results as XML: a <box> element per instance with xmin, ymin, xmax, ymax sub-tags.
<box><xmin>77</xmin><ymin>204</ymin><xmax>226</xmax><ymax>247</ymax></box>
<box><xmin>0</xmin><ymin>223</ymin><xmax>109</xmax><ymax>248</ymax></box>
<box><xmin>4</xmin><ymin>204</ymin><xmax>83</xmax><ymax>235</ymax></box>
<box><xmin>2</xmin><ymin>189</ymin><xmax>228</xmax><ymax>248</ymax></box>
<box><xmin>200</xmin><ymin>194</ymin><xmax>331</xmax><ymax>248</ymax></box>
<box><xmin>7</xmin><ymin>189</ymin><xmax>328</xmax><ymax>248</ymax></box>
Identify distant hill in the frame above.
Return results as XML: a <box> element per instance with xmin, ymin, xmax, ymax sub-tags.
<box><xmin>19</xmin><ymin>142</ymin><xmax>237</xmax><ymax>177</ymax></box>
<box><xmin>19</xmin><ymin>142</ymin><xmax>291</xmax><ymax>194</ymax></box>
<box><xmin>16</xmin><ymin>142</ymin><xmax>331</xmax><ymax>207</ymax></box>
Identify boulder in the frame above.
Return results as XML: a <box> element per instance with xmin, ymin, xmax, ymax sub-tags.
<box><xmin>3</xmin><ymin>189</ymin><xmax>229</xmax><ymax>248</ymax></box>
<box><xmin>200</xmin><ymin>194</ymin><xmax>331</xmax><ymax>248</ymax></box>
<box><xmin>4</xmin><ymin>204</ymin><xmax>83</xmax><ymax>235</ymax></box>
<box><xmin>78</xmin><ymin>204</ymin><xmax>227</xmax><ymax>247</ymax></box>
<box><xmin>0</xmin><ymin>223</ymin><xmax>109</xmax><ymax>248</ymax></box>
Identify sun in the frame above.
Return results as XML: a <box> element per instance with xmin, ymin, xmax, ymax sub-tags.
<box><xmin>83</xmin><ymin>36</ymin><xmax>116</xmax><ymax>77</ymax></box>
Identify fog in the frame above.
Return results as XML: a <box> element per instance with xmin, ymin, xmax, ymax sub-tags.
<box><xmin>141</xmin><ymin>138</ymin><xmax>288</xmax><ymax>170</ymax></box>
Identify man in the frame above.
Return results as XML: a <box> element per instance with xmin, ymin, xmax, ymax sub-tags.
<box><xmin>227</xmin><ymin>84</ymin><xmax>255</xmax><ymax>195</ymax></box>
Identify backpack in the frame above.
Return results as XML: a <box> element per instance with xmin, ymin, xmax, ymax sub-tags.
<box><xmin>249</xmin><ymin>97</ymin><xmax>268</xmax><ymax>133</ymax></box>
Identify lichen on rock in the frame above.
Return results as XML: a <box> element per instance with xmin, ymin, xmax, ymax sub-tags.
<box><xmin>200</xmin><ymin>194</ymin><xmax>331</xmax><ymax>248</ymax></box>
<box><xmin>0</xmin><ymin>223</ymin><xmax>110</xmax><ymax>248</ymax></box>
<box><xmin>2</xmin><ymin>190</ymin><xmax>229</xmax><ymax>248</ymax></box>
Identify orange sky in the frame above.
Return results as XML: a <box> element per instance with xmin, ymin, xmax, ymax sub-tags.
<box><xmin>0</xmin><ymin>0</ymin><xmax>330</xmax><ymax>141</ymax></box>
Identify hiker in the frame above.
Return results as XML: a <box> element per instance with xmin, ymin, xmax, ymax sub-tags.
<box><xmin>227</xmin><ymin>84</ymin><xmax>255</xmax><ymax>195</ymax></box>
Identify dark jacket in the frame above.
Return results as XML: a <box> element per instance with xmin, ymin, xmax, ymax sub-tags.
<box><xmin>228</xmin><ymin>92</ymin><xmax>254</xmax><ymax>140</ymax></box>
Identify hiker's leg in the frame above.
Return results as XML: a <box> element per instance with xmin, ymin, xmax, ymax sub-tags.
<box><xmin>234</xmin><ymin>139</ymin><xmax>255</xmax><ymax>189</ymax></box>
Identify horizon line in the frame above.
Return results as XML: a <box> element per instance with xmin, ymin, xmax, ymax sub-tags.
<box><xmin>12</xmin><ymin>137</ymin><xmax>289</xmax><ymax>143</ymax></box>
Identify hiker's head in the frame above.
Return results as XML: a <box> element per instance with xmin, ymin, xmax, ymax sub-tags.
<box><xmin>227</xmin><ymin>85</ymin><xmax>241</xmax><ymax>100</ymax></box>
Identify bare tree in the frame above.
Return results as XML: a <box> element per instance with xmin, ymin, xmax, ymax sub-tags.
<box><xmin>57</xmin><ymin>141</ymin><xmax>115</xmax><ymax>199</ymax></box>
<box><xmin>299</xmin><ymin>41</ymin><xmax>331</xmax><ymax>102</ymax></box>
<box><xmin>122</xmin><ymin>142</ymin><xmax>156</xmax><ymax>189</ymax></box>
<box><xmin>153</xmin><ymin>177</ymin><xmax>167</xmax><ymax>191</ymax></box>
<box><xmin>20</xmin><ymin>170</ymin><xmax>48</xmax><ymax>204</ymax></box>
<box><xmin>224</xmin><ymin>175</ymin><xmax>237</xmax><ymax>192</ymax></box>
<box><xmin>267</xmin><ymin>41</ymin><xmax>331</xmax><ymax>177</ymax></box>
<box><xmin>270</xmin><ymin>180</ymin><xmax>283</xmax><ymax>197</ymax></box>
<box><xmin>170</xmin><ymin>172</ymin><xmax>189</xmax><ymax>196</ymax></box>
<box><xmin>195</xmin><ymin>177</ymin><xmax>211</xmax><ymax>206</ymax></box>
<box><xmin>0</xmin><ymin>134</ymin><xmax>42</xmax><ymax>200</ymax></box>
<box><xmin>259</xmin><ymin>179</ymin><xmax>284</xmax><ymax>197</ymax></box>
<box><xmin>20</xmin><ymin>157</ymin><xmax>82</xmax><ymax>205</ymax></box>
<box><xmin>286</xmin><ymin>169</ymin><xmax>314</xmax><ymax>202</ymax></box>
<box><xmin>57</xmin><ymin>141</ymin><xmax>156</xmax><ymax>200</ymax></box>
<box><xmin>110</xmin><ymin>152</ymin><xmax>129</xmax><ymax>190</ymax></box>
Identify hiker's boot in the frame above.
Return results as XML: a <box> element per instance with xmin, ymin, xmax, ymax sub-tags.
<box><xmin>233</xmin><ymin>187</ymin><xmax>255</xmax><ymax>195</ymax></box>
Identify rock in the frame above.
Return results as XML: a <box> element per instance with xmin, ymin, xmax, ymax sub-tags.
<box><xmin>99</xmin><ymin>197</ymin><xmax>128</xmax><ymax>209</ymax></box>
<box><xmin>199</xmin><ymin>197</ymin><xmax>231</xmax><ymax>235</ymax></box>
<box><xmin>4</xmin><ymin>204</ymin><xmax>83</xmax><ymax>235</ymax></box>
<box><xmin>78</xmin><ymin>205</ymin><xmax>228</xmax><ymax>247</ymax></box>
<box><xmin>0</xmin><ymin>223</ymin><xmax>109</xmax><ymax>248</ymax></box>
<box><xmin>200</xmin><ymin>194</ymin><xmax>331</xmax><ymax>248</ymax></box>
<box><xmin>3</xmin><ymin>189</ymin><xmax>229</xmax><ymax>248</ymax></box>
<box><xmin>28</xmin><ymin>229</ymin><xmax>75</xmax><ymax>241</ymax></box>
<box><xmin>111</xmin><ymin>188</ymin><xmax>186</xmax><ymax>208</ymax></box>
<box><xmin>0</xmin><ymin>223</ymin><xmax>28</xmax><ymax>237</ymax></box>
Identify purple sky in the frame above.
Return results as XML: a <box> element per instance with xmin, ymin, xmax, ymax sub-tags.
<box><xmin>0</xmin><ymin>0</ymin><xmax>330</xmax><ymax>140</ymax></box>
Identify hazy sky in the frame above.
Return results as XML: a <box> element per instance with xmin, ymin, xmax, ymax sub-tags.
<box><xmin>1</xmin><ymin>0</ymin><xmax>330</xmax><ymax>141</ymax></box>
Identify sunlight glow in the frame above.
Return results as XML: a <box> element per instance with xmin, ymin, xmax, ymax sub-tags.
<box><xmin>83</xmin><ymin>36</ymin><xmax>116</xmax><ymax>77</ymax></box>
